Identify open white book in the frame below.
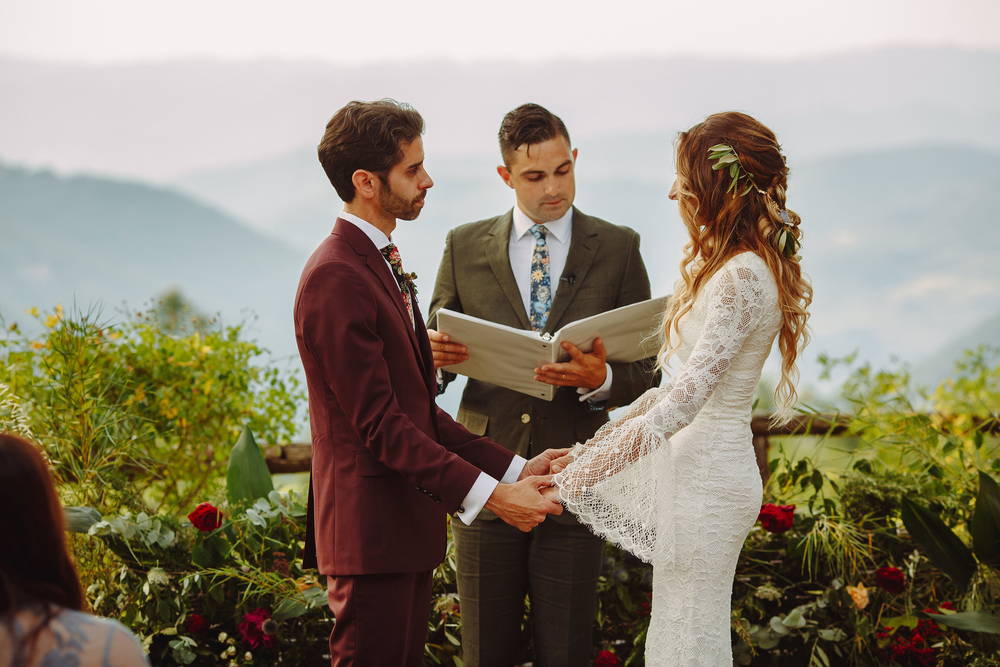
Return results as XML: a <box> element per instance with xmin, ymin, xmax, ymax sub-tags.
<box><xmin>436</xmin><ymin>296</ymin><xmax>668</xmax><ymax>400</ymax></box>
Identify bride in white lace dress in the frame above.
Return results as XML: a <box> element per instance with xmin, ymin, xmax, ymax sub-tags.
<box><xmin>549</xmin><ymin>112</ymin><xmax>812</xmax><ymax>666</ymax></box>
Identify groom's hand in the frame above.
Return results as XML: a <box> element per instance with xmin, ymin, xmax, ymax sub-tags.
<box><xmin>427</xmin><ymin>329</ymin><xmax>469</xmax><ymax>369</ymax></box>
<box><xmin>519</xmin><ymin>447</ymin><xmax>572</xmax><ymax>480</ymax></box>
<box><xmin>486</xmin><ymin>475</ymin><xmax>563</xmax><ymax>532</ymax></box>
<box><xmin>534</xmin><ymin>338</ymin><xmax>608</xmax><ymax>389</ymax></box>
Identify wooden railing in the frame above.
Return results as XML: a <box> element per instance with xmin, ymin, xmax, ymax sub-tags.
<box><xmin>266</xmin><ymin>413</ymin><xmax>997</xmax><ymax>481</ymax></box>
<box><xmin>264</xmin><ymin>413</ymin><xmax>858</xmax><ymax>477</ymax></box>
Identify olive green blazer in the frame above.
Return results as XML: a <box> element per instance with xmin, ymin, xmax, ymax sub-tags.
<box><xmin>428</xmin><ymin>208</ymin><xmax>660</xmax><ymax>520</ymax></box>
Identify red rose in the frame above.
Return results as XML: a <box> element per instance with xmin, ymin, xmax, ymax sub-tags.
<box><xmin>875</xmin><ymin>566</ymin><xmax>906</xmax><ymax>594</ymax></box>
<box><xmin>594</xmin><ymin>650</ymin><xmax>622</xmax><ymax>667</ymax></box>
<box><xmin>238</xmin><ymin>607</ymin><xmax>275</xmax><ymax>649</ymax></box>
<box><xmin>939</xmin><ymin>600</ymin><xmax>955</xmax><ymax>610</ymax></box>
<box><xmin>757</xmin><ymin>504</ymin><xmax>795</xmax><ymax>533</ymax></box>
<box><xmin>184</xmin><ymin>613</ymin><xmax>209</xmax><ymax>634</ymax></box>
<box><xmin>187</xmin><ymin>502</ymin><xmax>224</xmax><ymax>532</ymax></box>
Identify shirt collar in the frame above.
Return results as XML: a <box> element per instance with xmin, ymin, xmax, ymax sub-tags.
<box><xmin>511</xmin><ymin>202</ymin><xmax>573</xmax><ymax>244</ymax></box>
<box><xmin>339</xmin><ymin>210</ymin><xmax>393</xmax><ymax>251</ymax></box>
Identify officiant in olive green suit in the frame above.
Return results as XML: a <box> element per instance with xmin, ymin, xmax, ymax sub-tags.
<box><xmin>427</xmin><ymin>104</ymin><xmax>660</xmax><ymax>666</ymax></box>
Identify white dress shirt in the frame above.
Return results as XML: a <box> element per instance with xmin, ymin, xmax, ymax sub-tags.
<box><xmin>509</xmin><ymin>204</ymin><xmax>613</xmax><ymax>402</ymax></box>
<box><xmin>339</xmin><ymin>210</ymin><xmax>525</xmax><ymax>524</ymax></box>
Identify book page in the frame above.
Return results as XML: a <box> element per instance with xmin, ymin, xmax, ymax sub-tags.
<box><xmin>552</xmin><ymin>296</ymin><xmax>668</xmax><ymax>362</ymax></box>
<box><xmin>435</xmin><ymin>309</ymin><xmax>558</xmax><ymax>400</ymax></box>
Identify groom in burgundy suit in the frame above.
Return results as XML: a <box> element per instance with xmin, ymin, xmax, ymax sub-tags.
<box><xmin>294</xmin><ymin>99</ymin><xmax>566</xmax><ymax>666</ymax></box>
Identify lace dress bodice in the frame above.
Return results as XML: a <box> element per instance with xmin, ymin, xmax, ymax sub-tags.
<box><xmin>554</xmin><ymin>252</ymin><xmax>780</xmax><ymax>666</ymax></box>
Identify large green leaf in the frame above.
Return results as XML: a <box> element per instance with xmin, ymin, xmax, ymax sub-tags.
<box><xmin>226</xmin><ymin>426</ymin><xmax>274</xmax><ymax>504</ymax></box>
<box><xmin>900</xmin><ymin>497</ymin><xmax>976</xmax><ymax>590</ymax></box>
<box><xmin>971</xmin><ymin>471</ymin><xmax>1000</xmax><ymax>568</ymax></box>
<box><xmin>926</xmin><ymin>611</ymin><xmax>1000</xmax><ymax>635</ymax></box>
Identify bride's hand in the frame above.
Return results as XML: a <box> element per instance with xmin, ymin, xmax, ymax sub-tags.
<box><xmin>549</xmin><ymin>453</ymin><xmax>575</xmax><ymax>474</ymax></box>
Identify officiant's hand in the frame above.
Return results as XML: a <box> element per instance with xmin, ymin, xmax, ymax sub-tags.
<box><xmin>427</xmin><ymin>329</ymin><xmax>469</xmax><ymax>369</ymax></box>
<box><xmin>486</xmin><ymin>475</ymin><xmax>563</xmax><ymax>532</ymax></box>
<box><xmin>519</xmin><ymin>447</ymin><xmax>572</xmax><ymax>480</ymax></box>
<box><xmin>534</xmin><ymin>338</ymin><xmax>608</xmax><ymax>389</ymax></box>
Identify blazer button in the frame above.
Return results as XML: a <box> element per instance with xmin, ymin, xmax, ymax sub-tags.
<box><xmin>520</xmin><ymin>413</ymin><xmax>531</xmax><ymax>424</ymax></box>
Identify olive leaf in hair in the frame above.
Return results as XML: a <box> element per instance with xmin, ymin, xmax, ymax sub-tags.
<box><xmin>707</xmin><ymin>144</ymin><xmax>761</xmax><ymax>197</ymax></box>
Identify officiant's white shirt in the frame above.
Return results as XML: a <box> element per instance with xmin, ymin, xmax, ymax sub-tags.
<box><xmin>339</xmin><ymin>210</ymin><xmax>526</xmax><ymax>525</ymax></box>
<box><xmin>510</xmin><ymin>203</ymin><xmax>613</xmax><ymax>402</ymax></box>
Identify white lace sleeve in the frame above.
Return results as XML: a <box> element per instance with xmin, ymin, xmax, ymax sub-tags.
<box><xmin>553</xmin><ymin>261</ymin><xmax>768</xmax><ymax>562</ymax></box>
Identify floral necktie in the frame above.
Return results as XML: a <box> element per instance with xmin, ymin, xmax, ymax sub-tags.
<box><xmin>528</xmin><ymin>225</ymin><xmax>551</xmax><ymax>332</ymax></box>
<box><xmin>380</xmin><ymin>243</ymin><xmax>416</xmax><ymax>326</ymax></box>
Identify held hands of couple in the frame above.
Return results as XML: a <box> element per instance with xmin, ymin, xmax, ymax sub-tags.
<box><xmin>486</xmin><ymin>449</ymin><xmax>570</xmax><ymax>532</ymax></box>
<box><xmin>486</xmin><ymin>474</ymin><xmax>562</xmax><ymax>532</ymax></box>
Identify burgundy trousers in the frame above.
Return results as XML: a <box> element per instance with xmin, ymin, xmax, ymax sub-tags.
<box><xmin>326</xmin><ymin>570</ymin><xmax>433</xmax><ymax>666</ymax></box>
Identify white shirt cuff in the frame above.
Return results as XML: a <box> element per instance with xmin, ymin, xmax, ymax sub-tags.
<box><xmin>455</xmin><ymin>472</ymin><xmax>499</xmax><ymax>525</ymax></box>
<box><xmin>577</xmin><ymin>363</ymin><xmax>613</xmax><ymax>403</ymax></box>
<box><xmin>454</xmin><ymin>455</ymin><xmax>526</xmax><ymax>525</ymax></box>
<box><xmin>502</xmin><ymin>455</ymin><xmax>527</xmax><ymax>483</ymax></box>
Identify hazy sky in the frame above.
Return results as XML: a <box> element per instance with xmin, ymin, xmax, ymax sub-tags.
<box><xmin>2</xmin><ymin>0</ymin><xmax>998</xmax><ymax>64</ymax></box>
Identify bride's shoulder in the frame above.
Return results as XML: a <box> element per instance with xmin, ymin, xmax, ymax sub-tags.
<box><xmin>710</xmin><ymin>253</ymin><xmax>778</xmax><ymax>299</ymax></box>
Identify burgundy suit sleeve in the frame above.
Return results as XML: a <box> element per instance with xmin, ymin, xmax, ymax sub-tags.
<box><xmin>299</xmin><ymin>261</ymin><xmax>482</xmax><ymax>511</ymax></box>
<box><xmin>433</xmin><ymin>406</ymin><xmax>513</xmax><ymax>481</ymax></box>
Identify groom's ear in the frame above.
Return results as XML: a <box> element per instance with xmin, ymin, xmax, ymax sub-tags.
<box><xmin>351</xmin><ymin>169</ymin><xmax>379</xmax><ymax>201</ymax></box>
<box><xmin>497</xmin><ymin>164</ymin><xmax>514</xmax><ymax>189</ymax></box>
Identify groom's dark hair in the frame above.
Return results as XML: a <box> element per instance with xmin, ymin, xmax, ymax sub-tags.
<box><xmin>318</xmin><ymin>99</ymin><xmax>424</xmax><ymax>202</ymax></box>
<box><xmin>498</xmin><ymin>103</ymin><xmax>571</xmax><ymax>166</ymax></box>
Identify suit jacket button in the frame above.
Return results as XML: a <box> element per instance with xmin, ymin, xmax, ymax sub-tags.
<box><xmin>520</xmin><ymin>413</ymin><xmax>531</xmax><ymax>424</ymax></box>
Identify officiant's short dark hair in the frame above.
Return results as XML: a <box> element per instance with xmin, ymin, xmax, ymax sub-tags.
<box><xmin>318</xmin><ymin>99</ymin><xmax>424</xmax><ymax>201</ymax></box>
<box><xmin>498</xmin><ymin>104</ymin><xmax>571</xmax><ymax>166</ymax></box>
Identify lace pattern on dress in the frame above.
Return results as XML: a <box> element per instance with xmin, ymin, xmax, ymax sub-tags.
<box><xmin>554</xmin><ymin>259</ymin><xmax>767</xmax><ymax>563</ymax></box>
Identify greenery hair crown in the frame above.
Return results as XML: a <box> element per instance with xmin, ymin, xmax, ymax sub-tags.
<box><xmin>707</xmin><ymin>143</ymin><xmax>800</xmax><ymax>258</ymax></box>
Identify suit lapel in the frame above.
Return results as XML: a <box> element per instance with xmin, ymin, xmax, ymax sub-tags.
<box><xmin>411</xmin><ymin>301</ymin><xmax>438</xmax><ymax>396</ymax></box>
<box><xmin>486</xmin><ymin>211</ymin><xmax>532</xmax><ymax>330</ymax></box>
<box><xmin>546</xmin><ymin>209</ymin><xmax>601</xmax><ymax>331</ymax></box>
<box><xmin>334</xmin><ymin>219</ymin><xmax>425</xmax><ymax>367</ymax></box>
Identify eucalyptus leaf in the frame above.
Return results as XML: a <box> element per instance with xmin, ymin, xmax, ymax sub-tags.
<box><xmin>708</xmin><ymin>144</ymin><xmax>732</xmax><ymax>153</ymax></box>
<box><xmin>64</xmin><ymin>506</ymin><xmax>102</xmax><ymax>533</ymax></box>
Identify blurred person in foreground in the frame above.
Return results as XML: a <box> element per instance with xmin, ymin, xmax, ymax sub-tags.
<box><xmin>0</xmin><ymin>432</ymin><xmax>149</xmax><ymax>666</ymax></box>
<box><xmin>548</xmin><ymin>112</ymin><xmax>812</xmax><ymax>666</ymax></box>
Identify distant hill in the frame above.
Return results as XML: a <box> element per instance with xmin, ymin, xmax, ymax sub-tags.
<box><xmin>172</xmin><ymin>144</ymin><xmax>1000</xmax><ymax>387</ymax></box>
<box><xmin>0</xmin><ymin>164</ymin><xmax>309</xmax><ymax>359</ymax></box>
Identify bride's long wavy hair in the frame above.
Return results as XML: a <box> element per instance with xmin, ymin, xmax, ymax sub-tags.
<box><xmin>659</xmin><ymin>112</ymin><xmax>812</xmax><ymax>421</ymax></box>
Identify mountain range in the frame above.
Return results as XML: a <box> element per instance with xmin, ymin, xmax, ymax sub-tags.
<box><xmin>2</xmin><ymin>47</ymin><xmax>998</xmax><ymax>410</ymax></box>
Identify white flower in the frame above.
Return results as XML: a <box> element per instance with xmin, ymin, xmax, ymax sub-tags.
<box><xmin>244</xmin><ymin>652</ymin><xmax>253</xmax><ymax>661</ymax></box>
<box><xmin>146</xmin><ymin>567</ymin><xmax>170</xmax><ymax>587</ymax></box>
<box><xmin>218</xmin><ymin>632</ymin><xmax>228</xmax><ymax>642</ymax></box>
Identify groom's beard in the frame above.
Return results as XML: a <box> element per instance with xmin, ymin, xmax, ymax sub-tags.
<box><xmin>379</xmin><ymin>185</ymin><xmax>426</xmax><ymax>221</ymax></box>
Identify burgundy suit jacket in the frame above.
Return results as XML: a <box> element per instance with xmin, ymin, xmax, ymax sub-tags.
<box><xmin>294</xmin><ymin>218</ymin><xmax>515</xmax><ymax>575</ymax></box>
